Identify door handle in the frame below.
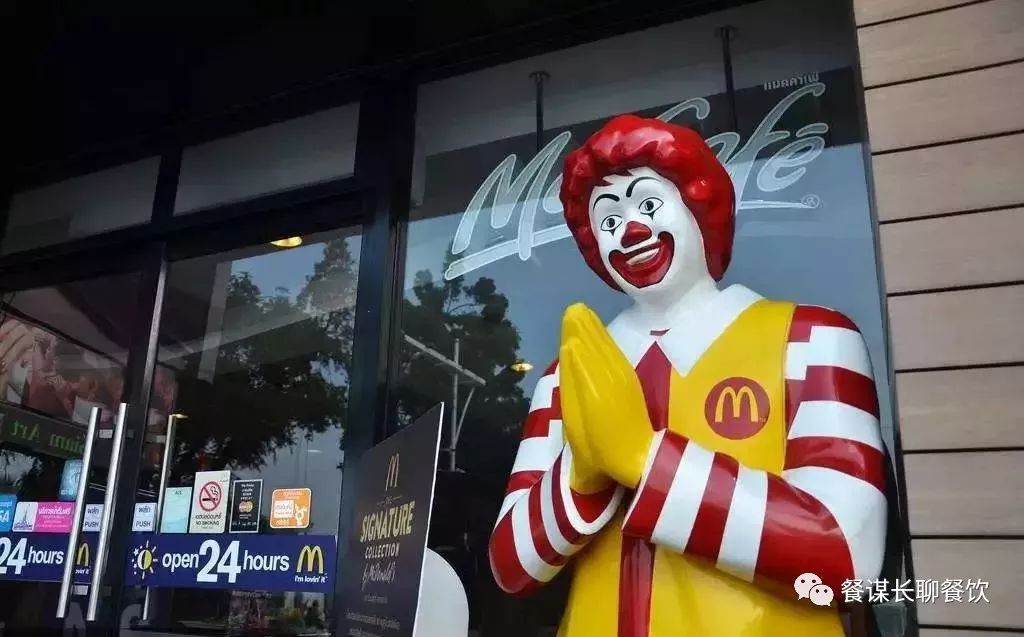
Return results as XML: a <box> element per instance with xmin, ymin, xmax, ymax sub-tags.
<box><xmin>87</xmin><ymin>402</ymin><xmax>129</xmax><ymax>622</ymax></box>
<box><xmin>140</xmin><ymin>413</ymin><xmax>178</xmax><ymax>622</ymax></box>
<box><xmin>55</xmin><ymin>406</ymin><xmax>101</xmax><ymax>619</ymax></box>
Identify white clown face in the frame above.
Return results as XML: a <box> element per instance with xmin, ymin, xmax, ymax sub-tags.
<box><xmin>588</xmin><ymin>167</ymin><xmax>710</xmax><ymax>299</ymax></box>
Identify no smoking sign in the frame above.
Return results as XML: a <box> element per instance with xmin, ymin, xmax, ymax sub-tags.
<box><xmin>189</xmin><ymin>470</ymin><xmax>231</xmax><ymax>533</ymax></box>
<box><xmin>199</xmin><ymin>481</ymin><xmax>223</xmax><ymax>512</ymax></box>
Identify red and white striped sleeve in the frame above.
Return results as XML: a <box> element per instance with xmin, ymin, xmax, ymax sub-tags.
<box><xmin>621</xmin><ymin>306</ymin><xmax>887</xmax><ymax>593</ymax></box>
<box><xmin>489</xmin><ymin>360</ymin><xmax>625</xmax><ymax>595</ymax></box>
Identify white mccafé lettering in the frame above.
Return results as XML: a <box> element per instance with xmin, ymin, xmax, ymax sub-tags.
<box><xmin>445</xmin><ymin>82</ymin><xmax>830</xmax><ymax>281</ymax></box>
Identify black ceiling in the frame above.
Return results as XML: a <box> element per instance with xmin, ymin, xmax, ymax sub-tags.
<box><xmin>3</xmin><ymin>0</ymin><xmax>751</xmax><ymax>186</ymax></box>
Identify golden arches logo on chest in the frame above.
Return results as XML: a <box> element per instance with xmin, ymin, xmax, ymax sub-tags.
<box><xmin>703</xmin><ymin>377</ymin><xmax>771</xmax><ymax>440</ymax></box>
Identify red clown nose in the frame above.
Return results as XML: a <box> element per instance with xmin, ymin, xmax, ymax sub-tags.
<box><xmin>621</xmin><ymin>221</ymin><xmax>653</xmax><ymax>248</ymax></box>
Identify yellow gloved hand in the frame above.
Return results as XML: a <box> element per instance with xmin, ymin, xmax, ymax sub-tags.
<box><xmin>559</xmin><ymin>303</ymin><xmax>654</xmax><ymax>489</ymax></box>
<box><xmin>558</xmin><ymin>307</ymin><xmax>612</xmax><ymax>495</ymax></box>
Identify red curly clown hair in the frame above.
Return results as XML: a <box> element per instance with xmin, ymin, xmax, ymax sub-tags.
<box><xmin>559</xmin><ymin>114</ymin><xmax>735</xmax><ymax>291</ymax></box>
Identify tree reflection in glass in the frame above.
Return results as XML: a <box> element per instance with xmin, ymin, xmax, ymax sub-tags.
<box><xmin>135</xmin><ymin>233</ymin><xmax>360</xmax><ymax>635</ymax></box>
<box><xmin>167</xmin><ymin>237</ymin><xmax>358</xmax><ymax>481</ymax></box>
<box><xmin>393</xmin><ymin>260</ymin><xmax>554</xmax><ymax>636</ymax></box>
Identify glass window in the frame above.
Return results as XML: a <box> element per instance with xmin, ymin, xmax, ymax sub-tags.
<box><xmin>0</xmin><ymin>271</ymin><xmax>140</xmax><ymax>632</ymax></box>
<box><xmin>2</xmin><ymin>157</ymin><xmax>159</xmax><ymax>254</ymax></box>
<box><xmin>174</xmin><ymin>103</ymin><xmax>359</xmax><ymax>215</ymax></box>
<box><xmin>397</xmin><ymin>0</ymin><xmax>889</xmax><ymax>634</ymax></box>
<box><xmin>122</xmin><ymin>226</ymin><xmax>361</xmax><ymax>633</ymax></box>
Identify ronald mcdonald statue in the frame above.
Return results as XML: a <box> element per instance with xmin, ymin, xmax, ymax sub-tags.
<box><xmin>489</xmin><ymin>115</ymin><xmax>887</xmax><ymax>637</ymax></box>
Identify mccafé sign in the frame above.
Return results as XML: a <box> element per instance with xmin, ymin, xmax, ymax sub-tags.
<box><xmin>444</xmin><ymin>79</ymin><xmax>832</xmax><ymax>281</ymax></box>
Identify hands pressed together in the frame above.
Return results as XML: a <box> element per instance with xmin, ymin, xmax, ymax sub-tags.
<box><xmin>559</xmin><ymin>304</ymin><xmax>654</xmax><ymax>493</ymax></box>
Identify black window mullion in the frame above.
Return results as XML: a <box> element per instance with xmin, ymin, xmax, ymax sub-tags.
<box><xmin>151</xmin><ymin>146</ymin><xmax>183</xmax><ymax>224</ymax></box>
<box><xmin>94</xmin><ymin>241</ymin><xmax>169</xmax><ymax>629</ymax></box>
<box><xmin>331</xmin><ymin>73</ymin><xmax>417</xmax><ymax>630</ymax></box>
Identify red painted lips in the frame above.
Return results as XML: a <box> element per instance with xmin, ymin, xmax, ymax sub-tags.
<box><xmin>608</xmin><ymin>232</ymin><xmax>675</xmax><ymax>289</ymax></box>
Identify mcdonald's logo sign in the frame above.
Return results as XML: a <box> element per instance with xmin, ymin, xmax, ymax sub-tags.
<box><xmin>716</xmin><ymin>386</ymin><xmax>760</xmax><ymax>423</ymax></box>
<box><xmin>704</xmin><ymin>377</ymin><xmax>771</xmax><ymax>440</ymax></box>
<box><xmin>385</xmin><ymin>453</ymin><xmax>400</xmax><ymax>490</ymax></box>
<box><xmin>296</xmin><ymin>545</ymin><xmax>325</xmax><ymax>574</ymax></box>
<box><xmin>76</xmin><ymin>542</ymin><xmax>90</xmax><ymax>567</ymax></box>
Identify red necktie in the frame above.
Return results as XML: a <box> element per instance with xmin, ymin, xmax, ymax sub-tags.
<box><xmin>619</xmin><ymin>333</ymin><xmax>672</xmax><ymax>637</ymax></box>
<box><xmin>635</xmin><ymin>339</ymin><xmax>672</xmax><ymax>431</ymax></box>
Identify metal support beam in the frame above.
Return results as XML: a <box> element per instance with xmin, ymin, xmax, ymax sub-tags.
<box><xmin>531</xmin><ymin>71</ymin><xmax>550</xmax><ymax>153</ymax></box>
<box><xmin>403</xmin><ymin>334</ymin><xmax>486</xmax><ymax>386</ymax></box>
<box><xmin>716</xmin><ymin>25</ymin><xmax>740</xmax><ymax>134</ymax></box>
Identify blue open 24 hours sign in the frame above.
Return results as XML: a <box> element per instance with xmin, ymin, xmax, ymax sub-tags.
<box><xmin>0</xmin><ymin>532</ymin><xmax>96</xmax><ymax>583</ymax></box>
<box><xmin>124</xmin><ymin>533</ymin><xmax>336</xmax><ymax>593</ymax></box>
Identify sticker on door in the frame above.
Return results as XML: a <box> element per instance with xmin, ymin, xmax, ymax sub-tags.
<box><xmin>269</xmin><ymin>488</ymin><xmax>311</xmax><ymax>529</ymax></box>
<box><xmin>132</xmin><ymin>502</ymin><xmax>156</xmax><ymax>532</ymax></box>
<box><xmin>0</xmin><ymin>494</ymin><xmax>16</xmax><ymax>532</ymax></box>
<box><xmin>189</xmin><ymin>470</ymin><xmax>230</xmax><ymax>533</ymax></box>
<box><xmin>12</xmin><ymin>501</ymin><xmax>37</xmax><ymax>532</ymax></box>
<box><xmin>160</xmin><ymin>487</ymin><xmax>192</xmax><ymax>533</ymax></box>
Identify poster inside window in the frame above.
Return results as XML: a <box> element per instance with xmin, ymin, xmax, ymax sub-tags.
<box><xmin>0</xmin><ymin>314</ymin><xmax>126</xmax><ymax>427</ymax></box>
<box><xmin>0</xmin><ymin>310</ymin><xmax>179</xmax><ymax>468</ymax></box>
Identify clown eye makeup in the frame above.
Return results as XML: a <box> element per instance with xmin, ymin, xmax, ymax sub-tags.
<box><xmin>600</xmin><ymin>214</ymin><xmax>623</xmax><ymax>234</ymax></box>
<box><xmin>638</xmin><ymin>196</ymin><xmax>663</xmax><ymax>216</ymax></box>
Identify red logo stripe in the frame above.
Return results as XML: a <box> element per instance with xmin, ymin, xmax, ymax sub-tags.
<box><xmin>570</xmin><ymin>484</ymin><xmax>622</xmax><ymax>524</ymax></box>
<box><xmin>799</xmin><ymin>366</ymin><xmax>879</xmax><ymax>417</ymax></box>
<box><xmin>635</xmin><ymin>343</ymin><xmax>672</xmax><ymax>431</ymax></box>
<box><xmin>784</xmin><ymin>437</ymin><xmax>886</xmax><ymax>494</ymax></box>
<box><xmin>686</xmin><ymin>452</ymin><xmax>739</xmax><ymax>560</ymax></box>
<box><xmin>623</xmin><ymin>433</ymin><xmax>686</xmax><ymax>538</ymax></box>
<box><xmin>787</xmin><ymin>306</ymin><xmax>858</xmax><ymax>342</ymax></box>
<box><xmin>549</xmin><ymin>456</ymin><xmax>584</xmax><ymax>545</ymax></box>
<box><xmin>527</xmin><ymin>482</ymin><xmax>568</xmax><ymax>567</ymax></box>
<box><xmin>520</xmin><ymin>409</ymin><xmax>551</xmax><ymax>439</ymax></box>
<box><xmin>756</xmin><ymin>477</ymin><xmax>855</xmax><ymax>592</ymax></box>
<box><xmin>489</xmin><ymin>514</ymin><xmax>539</xmax><ymax>595</ymax></box>
<box><xmin>505</xmin><ymin>470</ymin><xmax>544</xmax><ymax>496</ymax></box>
<box><xmin>618</xmin><ymin>537</ymin><xmax>655</xmax><ymax>637</ymax></box>
<box><xmin>617</xmin><ymin>343</ymin><xmax>676</xmax><ymax>637</ymax></box>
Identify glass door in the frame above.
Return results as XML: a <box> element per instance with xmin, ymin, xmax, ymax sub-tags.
<box><xmin>0</xmin><ymin>268</ymin><xmax>146</xmax><ymax>634</ymax></box>
<box><xmin>119</xmin><ymin>225</ymin><xmax>361</xmax><ymax>636</ymax></box>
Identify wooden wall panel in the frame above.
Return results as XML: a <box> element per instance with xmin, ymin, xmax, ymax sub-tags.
<box><xmin>858</xmin><ymin>2</ymin><xmax>1024</xmax><ymax>633</ymax></box>
<box><xmin>854</xmin><ymin>0</ymin><xmax>973</xmax><ymax>26</ymax></box>
<box><xmin>872</xmin><ymin>133</ymin><xmax>1024</xmax><ymax>221</ymax></box>
<box><xmin>913</xmin><ymin>539</ymin><xmax>1024</xmax><ymax>629</ymax></box>
<box><xmin>859</xmin><ymin>0</ymin><xmax>1024</xmax><ymax>87</ymax></box>
<box><xmin>905</xmin><ymin>451</ymin><xmax>1024</xmax><ymax>534</ymax></box>
<box><xmin>880</xmin><ymin>208</ymin><xmax>1024</xmax><ymax>292</ymax></box>
<box><xmin>865</xmin><ymin>62</ymin><xmax>1024</xmax><ymax>152</ymax></box>
<box><xmin>888</xmin><ymin>285</ymin><xmax>1024</xmax><ymax>370</ymax></box>
<box><xmin>897</xmin><ymin>366</ymin><xmax>1024</xmax><ymax>450</ymax></box>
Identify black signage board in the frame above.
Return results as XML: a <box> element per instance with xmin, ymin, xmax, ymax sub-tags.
<box><xmin>0</xmin><ymin>402</ymin><xmax>87</xmax><ymax>459</ymax></box>
<box><xmin>340</xmin><ymin>404</ymin><xmax>444</xmax><ymax>637</ymax></box>
<box><xmin>229</xmin><ymin>478</ymin><xmax>263</xmax><ymax>533</ymax></box>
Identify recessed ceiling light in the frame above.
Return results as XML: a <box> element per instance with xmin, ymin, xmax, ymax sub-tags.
<box><xmin>270</xmin><ymin>236</ymin><xmax>303</xmax><ymax>248</ymax></box>
<box><xmin>510</xmin><ymin>361</ymin><xmax>533</xmax><ymax>373</ymax></box>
